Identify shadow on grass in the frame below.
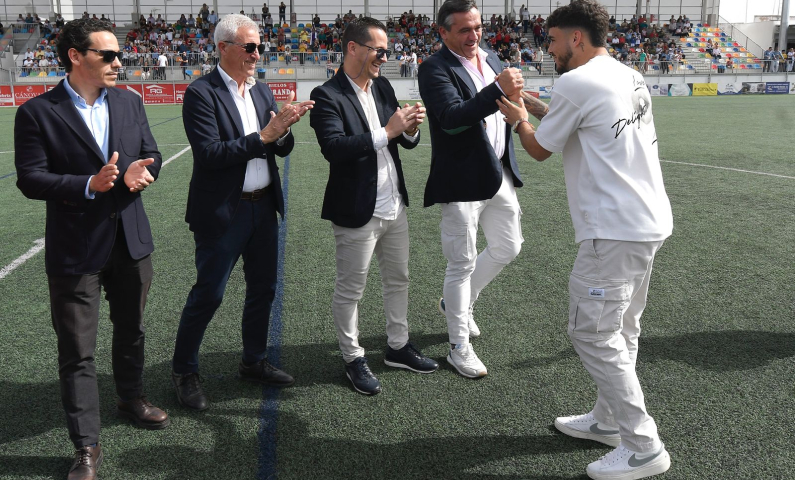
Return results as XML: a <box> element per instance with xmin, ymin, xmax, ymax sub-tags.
<box><xmin>512</xmin><ymin>330</ymin><xmax>795</xmax><ymax>373</ymax></box>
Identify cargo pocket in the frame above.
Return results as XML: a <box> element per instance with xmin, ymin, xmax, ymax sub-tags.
<box><xmin>568</xmin><ymin>274</ymin><xmax>630</xmax><ymax>339</ymax></box>
<box><xmin>440</xmin><ymin>216</ymin><xmax>475</xmax><ymax>262</ymax></box>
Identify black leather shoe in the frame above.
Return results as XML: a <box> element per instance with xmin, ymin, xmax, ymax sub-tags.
<box><xmin>117</xmin><ymin>396</ymin><xmax>170</xmax><ymax>429</ymax></box>
<box><xmin>345</xmin><ymin>357</ymin><xmax>382</xmax><ymax>395</ymax></box>
<box><xmin>68</xmin><ymin>444</ymin><xmax>102</xmax><ymax>480</ymax></box>
<box><xmin>171</xmin><ymin>371</ymin><xmax>209</xmax><ymax>411</ymax></box>
<box><xmin>384</xmin><ymin>342</ymin><xmax>439</xmax><ymax>374</ymax></box>
<box><xmin>239</xmin><ymin>359</ymin><xmax>295</xmax><ymax>387</ymax></box>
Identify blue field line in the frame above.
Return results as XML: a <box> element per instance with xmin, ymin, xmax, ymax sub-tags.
<box><xmin>0</xmin><ymin>172</ymin><xmax>16</xmax><ymax>180</ymax></box>
<box><xmin>257</xmin><ymin>155</ymin><xmax>289</xmax><ymax>480</ymax></box>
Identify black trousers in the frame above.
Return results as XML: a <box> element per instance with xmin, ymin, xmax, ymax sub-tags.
<box><xmin>47</xmin><ymin>228</ymin><xmax>153</xmax><ymax>448</ymax></box>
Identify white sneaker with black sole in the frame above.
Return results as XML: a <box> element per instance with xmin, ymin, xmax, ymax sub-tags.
<box><xmin>446</xmin><ymin>342</ymin><xmax>487</xmax><ymax>378</ymax></box>
<box><xmin>438</xmin><ymin>297</ymin><xmax>480</xmax><ymax>338</ymax></box>
<box><xmin>555</xmin><ymin>412</ymin><xmax>621</xmax><ymax>447</ymax></box>
<box><xmin>586</xmin><ymin>443</ymin><xmax>671</xmax><ymax>480</ymax></box>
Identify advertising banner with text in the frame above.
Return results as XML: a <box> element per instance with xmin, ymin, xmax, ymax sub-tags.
<box><xmin>0</xmin><ymin>86</ymin><xmax>13</xmax><ymax>106</ymax></box>
<box><xmin>692</xmin><ymin>83</ymin><xmax>717</xmax><ymax>96</ymax></box>
<box><xmin>267</xmin><ymin>82</ymin><xmax>297</xmax><ymax>102</ymax></box>
<box><xmin>14</xmin><ymin>84</ymin><xmax>45</xmax><ymax>105</ymax></box>
<box><xmin>142</xmin><ymin>83</ymin><xmax>175</xmax><ymax>104</ymax></box>
<box><xmin>764</xmin><ymin>82</ymin><xmax>789</xmax><ymax>94</ymax></box>
<box><xmin>116</xmin><ymin>84</ymin><xmax>144</xmax><ymax>98</ymax></box>
<box><xmin>175</xmin><ymin>83</ymin><xmax>189</xmax><ymax>104</ymax></box>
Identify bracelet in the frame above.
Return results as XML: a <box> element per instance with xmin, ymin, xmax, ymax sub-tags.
<box><xmin>513</xmin><ymin>118</ymin><xmax>530</xmax><ymax>133</ymax></box>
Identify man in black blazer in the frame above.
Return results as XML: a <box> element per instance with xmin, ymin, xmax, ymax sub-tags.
<box><xmin>418</xmin><ymin>0</ymin><xmax>526</xmax><ymax>379</ymax></box>
<box><xmin>172</xmin><ymin>14</ymin><xmax>313</xmax><ymax>411</ymax></box>
<box><xmin>309</xmin><ymin>17</ymin><xmax>438</xmax><ymax>396</ymax></box>
<box><xmin>14</xmin><ymin>18</ymin><xmax>167</xmax><ymax>480</ymax></box>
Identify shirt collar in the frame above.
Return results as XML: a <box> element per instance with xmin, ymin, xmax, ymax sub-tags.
<box><xmin>345</xmin><ymin>73</ymin><xmax>372</xmax><ymax>95</ymax></box>
<box><xmin>448</xmin><ymin>45</ymin><xmax>488</xmax><ymax>68</ymax></box>
<box><xmin>217</xmin><ymin>64</ymin><xmax>255</xmax><ymax>92</ymax></box>
<box><xmin>63</xmin><ymin>76</ymin><xmax>107</xmax><ymax>107</ymax></box>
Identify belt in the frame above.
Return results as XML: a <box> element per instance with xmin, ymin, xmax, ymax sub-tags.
<box><xmin>241</xmin><ymin>185</ymin><xmax>272</xmax><ymax>201</ymax></box>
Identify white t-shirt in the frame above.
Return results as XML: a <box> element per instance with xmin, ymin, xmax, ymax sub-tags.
<box><xmin>534</xmin><ymin>55</ymin><xmax>672</xmax><ymax>244</ymax></box>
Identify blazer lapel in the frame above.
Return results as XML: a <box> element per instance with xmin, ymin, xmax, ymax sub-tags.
<box><xmin>209</xmin><ymin>68</ymin><xmax>245</xmax><ymax>137</ymax></box>
<box><xmin>371</xmin><ymin>81</ymin><xmax>389</xmax><ymax>128</ymax></box>
<box><xmin>335</xmin><ymin>69</ymin><xmax>370</xmax><ymax>131</ymax></box>
<box><xmin>250</xmin><ymin>82</ymin><xmax>270</xmax><ymax>129</ymax></box>
<box><xmin>485</xmin><ymin>51</ymin><xmax>504</xmax><ymax>76</ymax></box>
<box><xmin>106</xmin><ymin>88</ymin><xmax>124</xmax><ymax>158</ymax></box>
<box><xmin>49</xmin><ymin>82</ymin><xmax>106</xmax><ymax>166</ymax></box>
<box><xmin>442</xmin><ymin>45</ymin><xmax>477</xmax><ymax>98</ymax></box>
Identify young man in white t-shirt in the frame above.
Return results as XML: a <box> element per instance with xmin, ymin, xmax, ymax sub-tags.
<box><xmin>497</xmin><ymin>1</ymin><xmax>672</xmax><ymax>479</ymax></box>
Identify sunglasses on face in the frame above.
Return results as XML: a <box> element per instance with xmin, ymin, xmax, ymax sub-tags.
<box><xmin>354</xmin><ymin>41</ymin><xmax>390</xmax><ymax>59</ymax></box>
<box><xmin>226</xmin><ymin>41</ymin><xmax>266</xmax><ymax>54</ymax></box>
<box><xmin>84</xmin><ymin>48</ymin><xmax>123</xmax><ymax>63</ymax></box>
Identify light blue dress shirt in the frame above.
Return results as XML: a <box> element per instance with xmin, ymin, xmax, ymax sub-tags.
<box><xmin>63</xmin><ymin>77</ymin><xmax>110</xmax><ymax>199</ymax></box>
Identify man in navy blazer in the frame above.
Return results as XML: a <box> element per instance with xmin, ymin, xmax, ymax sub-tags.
<box><xmin>418</xmin><ymin>0</ymin><xmax>527</xmax><ymax>379</ymax></box>
<box><xmin>14</xmin><ymin>18</ymin><xmax>167</xmax><ymax>480</ymax></box>
<box><xmin>309</xmin><ymin>17</ymin><xmax>438</xmax><ymax>396</ymax></box>
<box><xmin>171</xmin><ymin>14</ymin><xmax>313</xmax><ymax>411</ymax></box>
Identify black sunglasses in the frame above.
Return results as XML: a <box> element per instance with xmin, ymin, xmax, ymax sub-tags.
<box><xmin>225</xmin><ymin>41</ymin><xmax>266</xmax><ymax>54</ymax></box>
<box><xmin>353</xmin><ymin>41</ymin><xmax>390</xmax><ymax>59</ymax></box>
<box><xmin>84</xmin><ymin>48</ymin><xmax>123</xmax><ymax>63</ymax></box>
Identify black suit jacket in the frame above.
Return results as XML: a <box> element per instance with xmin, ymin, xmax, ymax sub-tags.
<box><xmin>182</xmin><ymin>68</ymin><xmax>294</xmax><ymax>237</ymax></box>
<box><xmin>14</xmin><ymin>80</ymin><xmax>162</xmax><ymax>276</ymax></box>
<box><xmin>309</xmin><ymin>69</ymin><xmax>419</xmax><ymax>228</ymax></box>
<box><xmin>418</xmin><ymin>44</ymin><xmax>523</xmax><ymax>207</ymax></box>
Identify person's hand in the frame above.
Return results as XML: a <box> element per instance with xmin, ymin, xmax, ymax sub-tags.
<box><xmin>260</xmin><ymin>91</ymin><xmax>314</xmax><ymax>143</ymax></box>
<box><xmin>495</xmin><ymin>67</ymin><xmax>524</xmax><ymax>98</ymax></box>
<box><xmin>496</xmin><ymin>96</ymin><xmax>528</xmax><ymax>127</ymax></box>
<box><xmin>124</xmin><ymin>156</ymin><xmax>156</xmax><ymax>192</ymax></box>
<box><xmin>89</xmin><ymin>151</ymin><xmax>119</xmax><ymax>193</ymax></box>
<box><xmin>385</xmin><ymin>104</ymin><xmax>418</xmax><ymax>139</ymax></box>
<box><xmin>402</xmin><ymin>102</ymin><xmax>425</xmax><ymax>136</ymax></box>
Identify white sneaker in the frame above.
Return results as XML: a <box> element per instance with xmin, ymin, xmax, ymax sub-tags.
<box><xmin>438</xmin><ymin>297</ymin><xmax>481</xmax><ymax>338</ymax></box>
<box><xmin>586</xmin><ymin>444</ymin><xmax>671</xmax><ymax>480</ymax></box>
<box><xmin>554</xmin><ymin>412</ymin><xmax>621</xmax><ymax>447</ymax></box>
<box><xmin>446</xmin><ymin>343</ymin><xmax>487</xmax><ymax>378</ymax></box>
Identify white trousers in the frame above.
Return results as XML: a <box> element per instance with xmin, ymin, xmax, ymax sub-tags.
<box><xmin>568</xmin><ymin>238</ymin><xmax>665</xmax><ymax>453</ymax></box>
<box><xmin>441</xmin><ymin>167</ymin><xmax>523</xmax><ymax>345</ymax></box>
<box><xmin>332</xmin><ymin>210</ymin><xmax>410</xmax><ymax>363</ymax></box>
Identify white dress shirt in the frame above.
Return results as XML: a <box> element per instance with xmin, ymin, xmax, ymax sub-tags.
<box><xmin>448</xmin><ymin>47</ymin><xmax>506</xmax><ymax>160</ymax></box>
<box><xmin>217</xmin><ymin>65</ymin><xmax>272</xmax><ymax>191</ymax></box>
<box><xmin>345</xmin><ymin>74</ymin><xmax>417</xmax><ymax>220</ymax></box>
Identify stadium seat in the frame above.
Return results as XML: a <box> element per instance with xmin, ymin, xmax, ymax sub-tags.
<box><xmin>740</xmin><ymin>64</ymin><xmax>746</xmax><ymax>69</ymax></box>
<box><xmin>733</xmin><ymin>47</ymin><xmax>739</xmax><ymax>52</ymax></box>
<box><xmin>284</xmin><ymin>28</ymin><xmax>291</xmax><ymax>33</ymax></box>
<box><xmin>39</xmin><ymin>71</ymin><xmax>47</xmax><ymax>76</ymax></box>
<box><xmin>57</xmin><ymin>70</ymin><xmax>66</xmax><ymax>76</ymax></box>
<box><xmin>699</xmin><ymin>48</ymin><xmax>705</xmax><ymax>53</ymax></box>
<box><xmin>19</xmin><ymin>71</ymin><xmax>27</xmax><ymax>77</ymax></box>
<box><xmin>270</xmin><ymin>56</ymin><xmax>277</xmax><ymax>62</ymax></box>
<box><xmin>47</xmin><ymin>71</ymin><xmax>56</xmax><ymax>76</ymax></box>
<box><xmin>286</xmin><ymin>68</ymin><xmax>294</xmax><ymax>74</ymax></box>
<box><xmin>298</xmin><ymin>23</ymin><xmax>304</xmax><ymax>28</ymax></box>
<box><xmin>697</xmin><ymin>23</ymin><xmax>702</xmax><ymax>27</ymax></box>
<box><xmin>278</xmin><ymin>68</ymin><xmax>285</xmax><ymax>74</ymax></box>
<box><xmin>686</xmin><ymin>42</ymin><xmax>692</xmax><ymax>47</ymax></box>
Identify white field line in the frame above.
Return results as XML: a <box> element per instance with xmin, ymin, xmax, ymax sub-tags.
<box><xmin>659</xmin><ymin>159</ymin><xmax>795</xmax><ymax>180</ymax></box>
<box><xmin>0</xmin><ymin>146</ymin><xmax>191</xmax><ymax>280</ymax></box>
<box><xmin>0</xmin><ymin>238</ymin><xmax>44</xmax><ymax>279</ymax></box>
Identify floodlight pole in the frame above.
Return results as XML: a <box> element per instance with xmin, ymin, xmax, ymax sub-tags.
<box><xmin>778</xmin><ymin>0</ymin><xmax>790</xmax><ymax>50</ymax></box>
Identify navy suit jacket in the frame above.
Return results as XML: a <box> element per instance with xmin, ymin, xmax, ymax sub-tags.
<box><xmin>14</xmin><ymin>81</ymin><xmax>162</xmax><ymax>276</ymax></box>
<box><xmin>309</xmin><ymin>69</ymin><xmax>419</xmax><ymax>228</ymax></box>
<box><xmin>418</xmin><ymin>44</ymin><xmax>523</xmax><ymax>207</ymax></box>
<box><xmin>182</xmin><ymin>68</ymin><xmax>294</xmax><ymax>237</ymax></box>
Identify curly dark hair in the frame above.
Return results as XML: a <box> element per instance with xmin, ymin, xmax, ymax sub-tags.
<box><xmin>341</xmin><ymin>17</ymin><xmax>386</xmax><ymax>58</ymax></box>
<box><xmin>546</xmin><ymin>0</ymin><xmax>610</xmax><ymax>48</ymax></box>
<box><xmin>57</xmin><ymin>18</ymin><xmax>115</xmax><ymax>72</ymax></box>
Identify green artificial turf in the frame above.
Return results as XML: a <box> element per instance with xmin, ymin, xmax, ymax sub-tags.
<box><xmin>0</xmin><ymin>95</ymin><xmax>793</xmax><ymax>479</ymax></box>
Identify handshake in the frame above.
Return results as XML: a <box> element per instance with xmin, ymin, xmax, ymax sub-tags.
<box><xmin>495</xmin><ymin>67</ymin><xmax>525</xmax><ymax>102</ymax></box>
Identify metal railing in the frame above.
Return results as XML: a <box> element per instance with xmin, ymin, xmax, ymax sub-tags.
<box><xmin>716</xmin><ymin>16</ymin><xmax>765</xmax><ymax>60</ymax></box>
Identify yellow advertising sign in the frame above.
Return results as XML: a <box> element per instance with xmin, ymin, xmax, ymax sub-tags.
<box><xmin>692</xmin><ymin>83</ymin><xmax>718</xmax><ymax>96</ymax></box>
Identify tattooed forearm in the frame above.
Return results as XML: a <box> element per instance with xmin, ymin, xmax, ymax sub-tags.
<box><xmin>521</xmin><ymin>91</ymin><xmax>549</xmax><ymax>120</ymax></box>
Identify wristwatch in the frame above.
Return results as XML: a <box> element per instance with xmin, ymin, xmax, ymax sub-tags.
<box><xmin>512</xmin><ymin>118</ymin><xmax>530</xmax><ymax>133</ymax></box>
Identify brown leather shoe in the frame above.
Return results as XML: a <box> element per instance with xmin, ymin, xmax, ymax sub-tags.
<box><xmin>117</xmin><ymin>396</ymin><xmax>170</xmax><ymax>430</ymax></box>
<box><xmin>68</xmin><ymin>444</ymin><xmax>102</xmax><ymax>480</ymax></box>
